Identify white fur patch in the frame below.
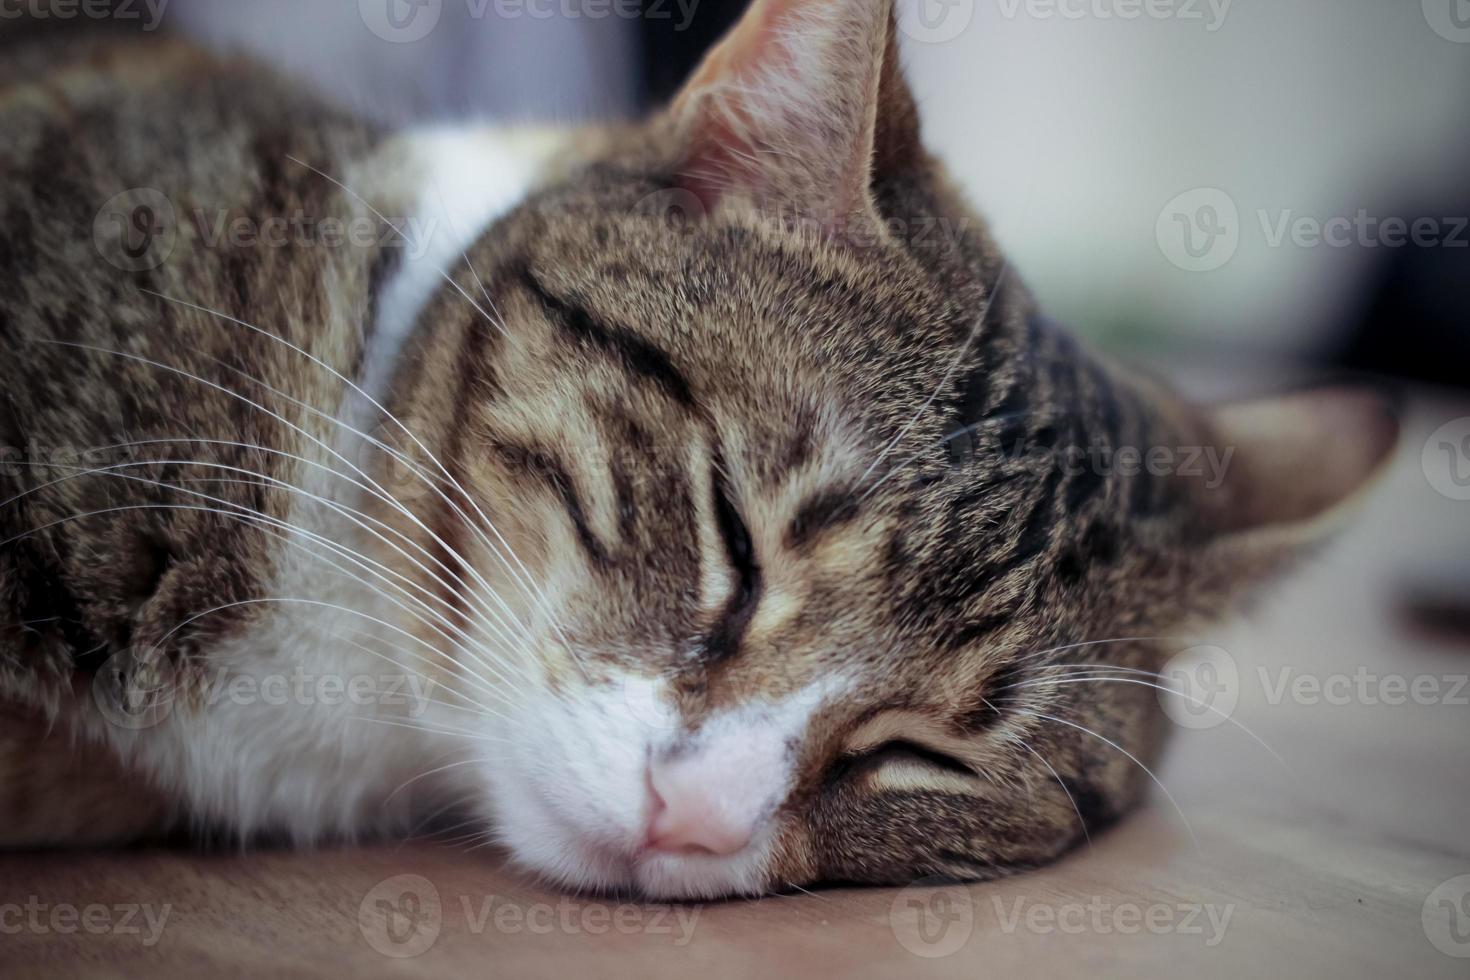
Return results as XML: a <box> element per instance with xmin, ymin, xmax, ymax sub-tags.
<box><xmin>82</xmin><ymin>127</ymin><xmax>558</xmax><ymax>844</ymax></box>
<box><xmin>362</xmin><ymin>127</ymin><xmax>559</xmax><ymax>407</ymax></box>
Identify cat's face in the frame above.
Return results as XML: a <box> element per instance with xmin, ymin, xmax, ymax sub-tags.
<box><xmin>389</xmin><ymin>0</ymin><xmax>1397</xmax><ymax>898</ymax></box>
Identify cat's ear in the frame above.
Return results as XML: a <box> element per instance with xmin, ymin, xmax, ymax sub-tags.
<box><xmin>665</xmin><ymin>0</ymin><xmax>921</xmax><ymax>238</ymax></box>
<box><xmin>1204</xmin><ymin>386</ymin><xmax>1400</xmax><ymax>538</ymax></box>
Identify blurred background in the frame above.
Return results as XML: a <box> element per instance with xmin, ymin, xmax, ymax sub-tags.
<box><xmin>166</xmin><ymin>0</ymin><xmax>1470</xmax><ymax>387</ymax></box>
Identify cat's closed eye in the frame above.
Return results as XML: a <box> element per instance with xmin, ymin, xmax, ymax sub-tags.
<box><xmin>826</xmin><ymin>707</ymin><xmax>988</xmax><ymax>789</ymax></box>
<box><xmin>848</xmin><ymin>739</ymin><xmax>976</xmax><ymax>779</ymax></box>
<box><xmin>705</xmin><ymin>463</ymin><xmax>761</xmax><ymax>662</ymax></box>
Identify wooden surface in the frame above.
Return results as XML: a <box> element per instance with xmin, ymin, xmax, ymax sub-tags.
<box><xmin>2</xmin><ymin>397</ymin><xmax>1468</xmax><ymax>979</ymax></box>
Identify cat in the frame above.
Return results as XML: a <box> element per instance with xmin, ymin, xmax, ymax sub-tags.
<box><xmin>0</xmin><ymin>0</ymin><xmax>1398</xmax><ymax>899</ymax></box>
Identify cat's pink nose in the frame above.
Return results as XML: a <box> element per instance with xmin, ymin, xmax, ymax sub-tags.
<box><xmin>644</xmin><ymin>763</ymin><xmax>754</xmax><ymax>856</ymax></box>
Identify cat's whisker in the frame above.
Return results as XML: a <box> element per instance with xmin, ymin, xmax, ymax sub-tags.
<box><xmin>998</xmin><ymin>725</ymin><xmax>1092</xmax><ymax>850</ymax></box>
<box><xmin>137</xmin><ymin>285</ymin><xmax>583</xmax><ymax>678</ymax></box>
<box><xmin>1033</xmin><ymin>663</ymin><xmax>1171</xmax><ymax>678</ymax></box>
<box><xmin>12</xmin><ymin>454</ymin><xmax>534</xmax><ymax>675</ymax></box>
<box><xmin>429</xmin><ymin>821</ymin><xmax>501</xmax><ymax>849</ymax></box>
<box><xmin>42</xmin><ymin>433</ymin><xmax>536</xmax><ymax>665</ymax></box>
<box><xmin>1006</xmin><ymin>675</ymin><xmax>1291</xmax><ymax>774</ymax></box>
<box><xmin>781</xmin><ymin>881</ymin><xmax>831</xmax><ymax>902</ymax></box>
<box><xmin>428</xmin><ymin>176</ymin><xmax>502</xmax><ymax>321</ymax></box>
<box><xmin>405</xmin><ymin>800</ymin><xmax>488</xmax><ymax>844</ymax></box>
<box><xmin>384</xmin><ymin>755</ymin><xmax>495</xmax><ymax>808</ymax></box>
<box><xmin>857</xmin><ymin>260</ymin><xmax>1012</xmax><ymax>489</ymax></box>
<box><xmin>122</xmin><ymin>588</ymin><xmax>512</xmax><ymax>722</ymax></box>
<box><xmin>351</xmin><ymin>713</ymin><xmax>510</xmax><ymax>744</ymax></box>
<box><xmin>860</xmin><ymin>405</ymin><xmax>1061</xmax><ymax>501</ymax></box>
<box><xmin>40</xmin><ymin>503</ymin><xmax>514</xmax><ymax>709</ymax></box>
<box><xmin>465</xmin><ymin>834</ymin><xmax>509</xmax><ymax>853</ymax></box>
<box><xmin>1007</xmin><ymin>635</ymin><xmax>1202</xmax><ymax>668</ymax></box>
<box><xmin>328</xmin><ymin>631</ymin><xmax>529</xmax><ymax>727</ymax></box>
<box><xmin>331</xmin><ymin>623</ymin><xmax>539</xmax><ymax>712</ymax></box>
<box><xmin>35</xmin><ymin>337</ymin><xmax>544</xmax><ymax>673</ymax></box>
<box><xmin>177</xmin><ymin>336</ymin><xmax>541</xmax><ymax>649</ymax></box>
<box><xmin>1018</xmin><ymin>708</ymin><xmax>1198</xmax><ymax>850</ymax></box>
<box><xmin>11</xmin><ymin>462</ymin><xmax>535</xmax><ymax>694</ymax></box>
<box><xmin>266</xmin><ymin>164</ymin><xmax>581</xmax><ymax>671</ymax></box>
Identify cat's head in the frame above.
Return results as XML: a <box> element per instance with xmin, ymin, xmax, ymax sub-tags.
<box><xmin>392</xmin><ymin>0</ymin><xmax>1398</xmax><ymax>898</ymax></box>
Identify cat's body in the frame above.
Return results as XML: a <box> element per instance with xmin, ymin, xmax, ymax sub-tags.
<box><xmin>0</xmin><ymin>4</ymin><xmax>1396</xmax><ymax>898</ymax></box>
<box><xmin>0</xmin><ymin>29</ymin><xmax>567</xmax><ymax>844</ymax></box>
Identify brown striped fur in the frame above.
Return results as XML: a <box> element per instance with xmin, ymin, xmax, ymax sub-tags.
<box><xmin>0</xmin><ymin>2</ymin><xmax>1397</xmax><ymax>890</ymax></box>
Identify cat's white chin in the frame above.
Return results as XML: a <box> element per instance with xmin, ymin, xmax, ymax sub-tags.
<box><xmin>478</xmin><ymin>674</ymin><xmax>844</xmax><ymax>899</ymax></box>
<box><xmin>492</xmin><ymin>790</ymin><xmax>776</xmax><ymax>900</ymax></box>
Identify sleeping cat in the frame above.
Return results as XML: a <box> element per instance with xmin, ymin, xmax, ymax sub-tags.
<box><xmin>0</xmin><ymin>0</ymin><xmax>1397</xmax><ymax>898</ymax></box>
